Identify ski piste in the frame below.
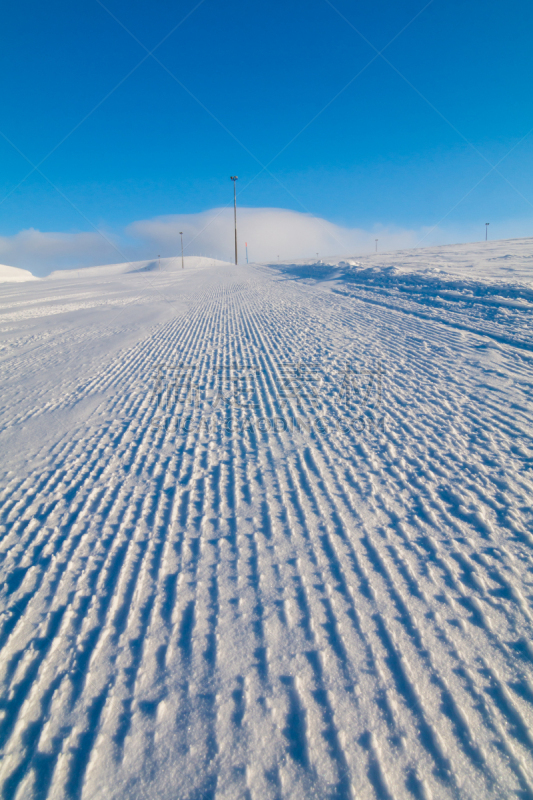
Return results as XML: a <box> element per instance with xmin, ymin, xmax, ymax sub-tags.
<box><xmin>1</xmin><ymin>239</ymin><xmax>532</xmax><ymax>799</ymax></box>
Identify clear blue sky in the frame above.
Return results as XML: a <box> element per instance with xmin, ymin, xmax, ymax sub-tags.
<box><xmin>1</xmin><ymin>0</ymin><xmax>532</xmax><ymax>239</ymax></box>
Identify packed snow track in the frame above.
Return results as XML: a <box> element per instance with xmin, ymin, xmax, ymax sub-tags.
<box><xmin>1</xmin><ymin>246</ymin><xmax>533</xmax><ymax>800</ymax></box>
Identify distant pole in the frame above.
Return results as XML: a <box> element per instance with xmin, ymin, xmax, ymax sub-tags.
<box><xmin>485</xmin><ymin>222</ymin><xmax>489</xmax><ymax>241</ymax></box>
<box><xmin>245</xmin><ymin>242</ymin><xmax>248</xmax><ymax>264</ymax></box>
<box><xmin>158</xmin><ymin>254</ymin><xmax>160</xmax><ymax>268</ymax></box>
<box><xmin>230</xmin><ymin>176</ymin><xmax>238</xmax><ymax>264</ymax></box>
<box><xmin>179</xmin><ymin>232</ymin><xmax>184</xmax><ymax>269</ymax></box>
<box><xmin>375</xmin><ymin>239</ymin><xmax>378</xmax><ymax>253</ymax></box>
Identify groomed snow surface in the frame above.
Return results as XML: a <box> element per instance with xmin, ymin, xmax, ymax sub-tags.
<box><xmin>1</xmin><ymin>239</ymin><xmax>532</xmax><ymax>800</ymax></box>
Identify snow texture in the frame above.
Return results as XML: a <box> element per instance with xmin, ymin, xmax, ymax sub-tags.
<box><xmin>0</xmin><ymin>239</ymin><xmax>532</xmax><ymax>800</ymax></box>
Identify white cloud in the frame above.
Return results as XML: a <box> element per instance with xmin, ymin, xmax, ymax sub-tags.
<box><xmin>0</xmin><ymin>228</ymin><xmax>123</xmax><ymax>276</ymax></box>
<box><xmin>127</xmin><ymin>207</ymin><xmax>423</xmax><ymax>264</ymax></box>
<box><xmin>1</xmin><ymin>208</ymin><xmax>528</xmax><ymax>276</ymax></box>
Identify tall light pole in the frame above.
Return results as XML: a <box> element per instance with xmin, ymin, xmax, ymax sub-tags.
<box><xmin>245</xmin><ymin>242</ymin><xmax>248</xmax><ymax>264</ymax></box>
<box><xmin>375</xmin><ymin>239</ymin><xmax>378</xmax><ymax>253</ymax></box>
<box><xmin>485</xmin><ymin>222</ymin><xmax>489</xmax><ymax>241</ymax></box>
<box><xmin>230</xmin><ymin>176</ymin><xmax>238</xmax><ymax>264</ymax></box>
<box><xmin>179</xmin><ymin>232</ymin><xmax>184</xmax><ymax>269</ymax></box>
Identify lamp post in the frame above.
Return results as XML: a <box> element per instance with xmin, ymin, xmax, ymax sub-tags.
<box><xmin>485</xmin><ymin>223</ymin><xmax>489</xmax><ymax>241</ymax></box>
<box><xmin>375</xmin><ymin>239</ymin><xmax>378</xmax><ymax>253</ymax></box>
<box><xmin>179</xmin><ymin>232</ymin><xmax>184</xmax><ymax>269</ymax></box>
<box><xmin>230</xmin><ymin>176</ymin><xmax>238</xmax><ymax>264</ymax></box>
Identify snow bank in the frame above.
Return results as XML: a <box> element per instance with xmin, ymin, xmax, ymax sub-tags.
<box><xmin>0</xmin><ymin>263</ymin><xmax>38</xmax><ymax>283</ymax></box>
<box><xmin>270</xmin><ymin>236</ymin><xmax>533</xmax><ymax>286</ymax></box>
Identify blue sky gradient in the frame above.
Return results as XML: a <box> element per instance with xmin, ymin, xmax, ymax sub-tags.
<box><xmin>1</xmin><ymin>0</ymin><xmax>532</xmax><ymax>253</ymax></box>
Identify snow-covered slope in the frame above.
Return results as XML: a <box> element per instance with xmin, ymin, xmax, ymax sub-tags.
<box><xmin>0</xmin><ymin>239</ymin><xmax>532</xmax><ymax>799</ymax></box>
<box><xmin>0</xmin><ymin>263</ymin><xmax>38</xmax><ymax>283</ymax></box>
<box><xmin>48</xmin><ymin>255</ymin><xmax>232</xmax><ymax>279</ymax></box>
<box><xmin>275</xmin><ymin>236</ymin><xmax>533</xmax><ymax>284</ymax></box>
<box><xmin>270</xmin><ymin>236</ymin><xmax>533</xmax><ymax>351</ymax></box>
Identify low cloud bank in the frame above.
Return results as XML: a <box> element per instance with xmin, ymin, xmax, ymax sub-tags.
<box><xmin>0</xmin><ymin>207</ymin><xmax>518</xmax><ymax>276</ymax></box>
<box><xmin>0</xmin><ymin>228</ymin><xmax>122</xmax><ymax>276</ymax></box>
<box><xmin>128</xmin><ymin>208</ymin><xmax>423</xmax><ymax>265</ymax></box>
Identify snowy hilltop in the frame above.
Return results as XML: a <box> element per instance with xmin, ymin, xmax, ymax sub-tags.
<box><xmin>0</xmin><ymin>263</ymin><xmax>39</xmax><ymax>283</ymax></box>
<box><xmin>47</xmin><ymin>255</ymin><xmax>233</xmax><ymax>280</ymax></box>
